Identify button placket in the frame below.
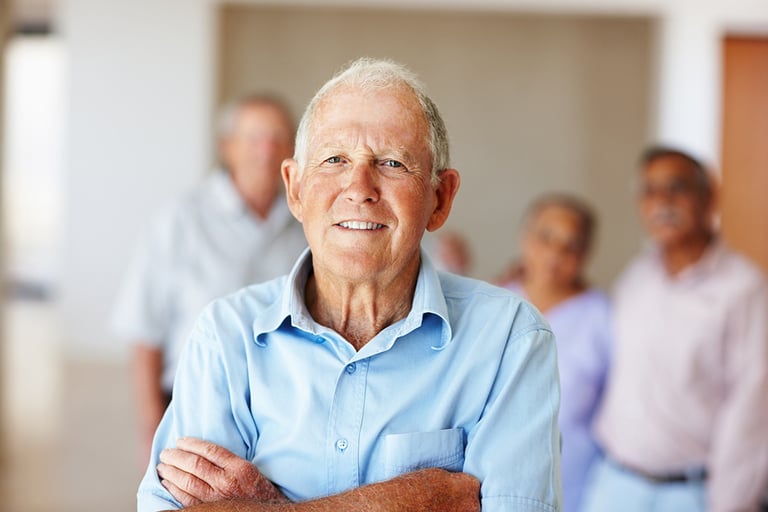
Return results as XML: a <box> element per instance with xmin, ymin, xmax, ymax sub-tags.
<box><xmin>326</xmin><ymin>358</ymin><xmax>369</xmax><ymax>494</ymax></box>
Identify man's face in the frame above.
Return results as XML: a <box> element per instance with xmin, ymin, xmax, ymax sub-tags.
<box><xmin>282</xmin><ymin>85</ymin><xmax>459</xmax><ymax>283</ymax></box>
<box><xmin>221</xmin><ymin>103</ymin><xmax>294</xmax><ymax>200</ymax></box>
<box><xmin>638</xmin><ymin>155</ymin><xmax>712</xmax><ymax>248</ymax></box>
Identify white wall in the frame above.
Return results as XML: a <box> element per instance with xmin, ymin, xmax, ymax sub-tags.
<box><xmin>56</xmin><ymin>0</ymin><xmax>768</xmax><ymax>358</ymax></box>
<box><xmin>58</xmin><ymin>0</ymin><xmax>214</xmax><ymax>357</ymax></box>
<box><xmin>653</xmin><ymin>0</ymin><xmax>768</xmax><ymax>166</ymax></box>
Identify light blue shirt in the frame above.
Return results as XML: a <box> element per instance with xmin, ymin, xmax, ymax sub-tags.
<box><xmin>505</xmin><ymin>283</ymin><xmax>610</xmax><ymax>511</ymax></box>
<box><xmin>112</xmin><ymin>171</ymin><xmax>306</xmax><ymax>391</ymax></box>
<box><xmin>138</xmin><ymin>249</ymin><xmax>562</xmax><ymax>511</ymax></box>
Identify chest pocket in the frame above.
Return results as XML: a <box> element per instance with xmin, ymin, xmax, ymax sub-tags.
<box><xmin>383</xmin><ymin>428</ymin><xmax>465</xmax><ymax>478</ymax></box>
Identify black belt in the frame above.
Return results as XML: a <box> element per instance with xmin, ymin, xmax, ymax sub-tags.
<box><xmin>608</xmin><ymin>457</ymin><xmax>707</xmax><ymax>485</ymax></box>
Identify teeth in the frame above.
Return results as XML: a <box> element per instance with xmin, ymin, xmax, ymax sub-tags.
<box><xmin>339</xmin><ymin>221</ymin><xmax>384</xmax><ymax>230</ymax></box>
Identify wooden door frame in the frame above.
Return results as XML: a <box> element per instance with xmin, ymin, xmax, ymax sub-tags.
<box><xmin>720</xmin><ymin>35</ymin><xmax>768</xmax><ymax>274</ymax></box>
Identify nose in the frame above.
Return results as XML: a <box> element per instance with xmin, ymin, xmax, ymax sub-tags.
<box><xmin>542</xmin><ymin>243</ymin><xmax>567</xmax><ymax>265</ymax></box>
<box><xmin>344</xmin><ymin>162</ymin><xmax>380</xmax><ymax>204</ymax></box>
<box><xmin>246</xmin><ymin>135</ymin><xmax>282</xmax><ymax>154</ymax></box>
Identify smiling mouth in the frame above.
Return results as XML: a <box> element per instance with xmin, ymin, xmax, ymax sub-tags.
<box><xmin>337</xmin><ymin>221</ymin><xmax>386</xmax><ymax>230</ymax></box>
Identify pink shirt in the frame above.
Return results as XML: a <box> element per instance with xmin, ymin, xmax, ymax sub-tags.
<box><xmin>595</xmin><ymin>240</ymin><xmax>768</xmax><ymax>511</ymax></box>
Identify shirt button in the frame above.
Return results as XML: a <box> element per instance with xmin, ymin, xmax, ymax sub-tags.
<box><xmin>345</xmin><ymin>363</ymin><xmax>356</xmax><ymax>374</ymax></box>
<box><xmin>314</xmin><ymin>336</ymin><xmax>325</xmax><ymax>344</ymax></box>
<box><xmin>336</xmin><ymin>438</ymin><xmax>349</xmax><ymax>451</ymax></box>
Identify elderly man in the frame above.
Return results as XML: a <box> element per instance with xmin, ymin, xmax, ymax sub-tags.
<box><xmin>137</xmin><ymin>58</ymin><xmax>562</xmax><ymax>512</ymax></box>
<box><xmin>583</xmin><ymin>147</ymin><xmax>768</xmax><ymax>512</ymax></box>
<box><xmin>113</xmin><ymin>95</ymin><xmax>307</xmax><ymax>463</ymax></box>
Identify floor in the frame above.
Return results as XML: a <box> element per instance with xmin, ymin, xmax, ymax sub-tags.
<box><xmin>1</xmin><ymin>300</ymin><xmax>140</xmax><ymax>511</ymax></box>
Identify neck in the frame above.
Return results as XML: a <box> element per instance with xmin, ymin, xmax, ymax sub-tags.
<box><xmin>305</xmin><ymin>266</ymin><xmax>418</xmax><ymax>351</ymax></box>
<box><xmin>227</xmin><ymin>169</ymin><xmax>277</xmax><ymax>220</ymax></box>
<box><xmin>660</xmin><ymin>231</ymin><xmax>714</xmax><ymax>275</ymax></box>
<box><xmin>244</xmin><ymin>194</ymin><xmax>274</xmax><ymax>220</ymax></box>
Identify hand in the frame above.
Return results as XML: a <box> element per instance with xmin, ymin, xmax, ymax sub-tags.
<box><xmin>157</xmin><ymin>437</ymin><xmax>288</xmax><ymax>507</ymax></box>
<box><xmin>385</xmin><ymin>468</ymin><xmax>481</xmax><ymax>512</ymax></box>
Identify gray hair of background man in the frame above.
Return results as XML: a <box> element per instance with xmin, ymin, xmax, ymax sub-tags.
<box><xmin>215</xmin><ymin>93</ymin><xmax>296</xmax><ymax>142</ymax></box>
<box><xmin>293</xmin><ymin>57</ymin><xmax>450</xmax><ymax>185</ymax></box>
<box><xmin>639</xmin><ymin>145</ymin><xmax>713</xmax><ymax>197</ymax></box>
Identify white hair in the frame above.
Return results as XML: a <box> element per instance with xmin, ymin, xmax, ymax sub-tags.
<box><xmin>215</xmin><ymin>93</ymin><xmax>294</xmax><ymax>141</ymax></box>
<box><xmin>294</xmin><ymin>57</ymin><xmax>450</xmax><ymax>185</ymax></box>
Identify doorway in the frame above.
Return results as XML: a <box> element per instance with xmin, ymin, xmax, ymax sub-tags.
<box><xmin>720</xmin><ymin>36</ymin><xmax>768</xmax><ymax>273</ymax></box>
<box><xmin>1</xmin><ymin>31</ymin><xmax>65</xmax><ymax>510</ymax></box>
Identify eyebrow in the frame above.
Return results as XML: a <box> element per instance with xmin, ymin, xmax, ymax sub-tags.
<box><xmin>313</xmin><ymin>143</ymin><xmax>418</xmax><ymax>163</ymax></box>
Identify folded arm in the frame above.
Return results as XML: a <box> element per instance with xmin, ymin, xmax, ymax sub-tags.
<box><xmin>158</xmin><ymin>437</ymin><xmax>479</xmax><ymax>512</ymax></box>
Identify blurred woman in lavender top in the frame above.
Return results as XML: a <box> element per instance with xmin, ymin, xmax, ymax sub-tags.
<box><xmin>499</xmin><ymin>194</ymin><xmax>611</xmax><ymax>512</ymax></box>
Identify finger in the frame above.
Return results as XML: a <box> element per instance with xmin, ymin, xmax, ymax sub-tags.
<box><xmin>161</xmin><ymin>446</ymin><xmax>255</xmax><ymax>499</ymax></box>
<box><xmin>176</xmin><ymin>437</ymin><xmax>238</xmax><ymax>469</ymax></box>
<box><xmin>160</xmin><ymin>447</ymin><xmax>224</xmax><ymax>481</ymax></box>
<box><xmin>157</xmin><ymin>461</ymin><xmax>216</xmax><ymax>502</ymax></box>
<box><xmin>161</xmin><ymin>478</ymin><xmax>202</xmax><ymax>508</ymax></box>
<box><xmin>174</xmin><ymin>438</ymin><xmax>258</xmax><ymax>488</ymax></box>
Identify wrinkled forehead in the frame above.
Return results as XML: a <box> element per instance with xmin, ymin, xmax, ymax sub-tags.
<box><xmin>309</xmin><ymin>84</ymin><xmax>428</xmax><ymax>142</ymax></box>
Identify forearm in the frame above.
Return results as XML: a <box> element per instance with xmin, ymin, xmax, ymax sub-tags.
<box><xmin>133</xmin><ymin>344</ymin><xmax>168</xmax><ymax>420</ymax></box>
<box><xmin>708</xmin><ymin>388</ymin><xmax>768</xmax><ymax>511</ymax></box>
<box><xmin>709</xmin><ymin>287</ymin><xmax>768</xmax><ymax>512</ymax></box>
<box><xmin>173</xmin><ymin>468</ymin><xmax>479</xmax><ymax>512</ymax></box>
<box><xmin>173</xmin><ymin>478</ymin><xmax>419</xmax><ymax>512</ymax></box>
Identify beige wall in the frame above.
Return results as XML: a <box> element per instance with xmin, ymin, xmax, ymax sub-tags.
<box><xmin>220</xmin><ymin>6</ymin><xmax>653</xmax><ymax>287</ymax></box>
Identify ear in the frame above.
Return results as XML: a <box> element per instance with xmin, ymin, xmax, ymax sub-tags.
<box><xmin>281</xmin><ymin>158</ymin><xmax>304</xmax><ymax>223</ymax></box>
<box><xmin>426</xmin><ymin>169</ymin><xmax>461</xmax><ymax>232</ymax></box>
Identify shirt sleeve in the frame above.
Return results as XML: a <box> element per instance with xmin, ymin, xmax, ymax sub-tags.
<box><xmin>463</xmin><ymin>323</ymin><xmax>562</xmax><ymax>512</ymax></box>
<box><xmin>111</xmin><ymin>210</ymin><xmax>177</xmax><ymax>347</ymax></box>
<box><xmin>593</xmin><ymin>294</ymin><xmax>613</xmax><ymax>412</ymax></box>
<box><xmin>708</xmin><ymin>280</ymin><xmax>768</xmax><ymax>512</ymax></box>
<box><xmin>136</xmin><ymin>306</ymin><xmax>258</xmax><ymax>512</ymax></box>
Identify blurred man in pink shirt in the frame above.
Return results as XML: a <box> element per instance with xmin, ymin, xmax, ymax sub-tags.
<box><xmin>583</xmin><ymin>146</ymin><xmax>768</xmax><ymax>512</ymax></box>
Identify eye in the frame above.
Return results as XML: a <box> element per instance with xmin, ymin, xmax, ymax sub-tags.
<box><xmin>668</xmin><ymin>180</ymin><xmax>694</xmax><ymax>196</ymax></box>
<box><xmin>325</xmin><ymin>156</ymin><xmax>343</xmax><ymax>164</ymax></box>
<box><xmin>564</xmin><ymin>240</ymin><xmax>585</xmax><ymax>255</ymax></box>
<box><xmin>380</xmin><ymin>159</ymin><xmax>408</xmax><ymax>171</ymax></box>
<box><xmin>535</xmin><ymin>229</ymin><xmax>553</xmax><ymax>244</ymax></box>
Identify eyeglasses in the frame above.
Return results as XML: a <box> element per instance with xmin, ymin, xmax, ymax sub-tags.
<box><xmin>640</xmin><ymin>179</ymin><xmax>699</xmax><ymax>199</ymax></box>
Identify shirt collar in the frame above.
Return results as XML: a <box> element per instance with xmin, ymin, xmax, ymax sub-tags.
<box><xmin>401</xmin><ymin>250</ymin><xmax>454</xmax><ymax>350</ymax></box>
<box><xmin>251</xmin><ymin>247</ymin><xmax>453</xmax><ymax>349</ymax></box>
<box><xmin>211</xmin><ymin>170</ymin><xmax>294</xmax><ymax>228</ymax></box>
<box><xmin>648</xmin><ymin>236</ymin><xmax>726</xmax><ymax>282</ymax></box>
<box><xmin>676</xmin><ymin>236</ymin><xmax>726</xmax><ymax>280</ymax></box>
<box><xmin>250</xmin><ymin>247</ymin><xmax>312</xmax><ymax>345</ymax></box>
<box><xmin>210</xmin><ymin>169</ymin><xmax>248</xmax><ymax>217</ymax></box>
